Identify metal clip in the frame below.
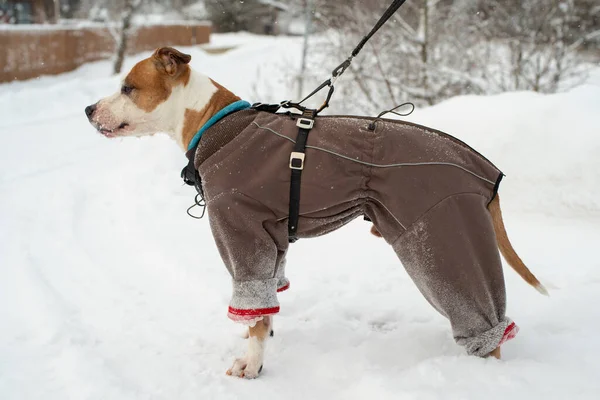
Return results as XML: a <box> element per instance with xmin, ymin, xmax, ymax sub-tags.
<box><xmin>331</xmin><ymin>57</ymin><xmax>353</xmax><ymax>80</ymax></box>
<box><xmin>289</xmin><ymin>152</ymin><xmax>305</xmax><ymax>170</ymax></box>
<box><xmin>296</xmin><ymin>117</ymin><xmax>314</xmax><ymax>129</ymax></box>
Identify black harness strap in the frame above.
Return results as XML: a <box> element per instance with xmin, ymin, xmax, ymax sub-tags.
<box><xmin>255</xmin><ymin>0</ymin><xmax>408</xmax><ymax>242</ymax></box>
<box><xmin>250</xmin><ymin>102</ymin><xmax>281</xmax><ymax>113</ymax></box>
<box><xmin>181</xmin><ymin>148</ymin><xmax>202</xmax><ymax>195</ymax></box>
<box><xmin>288</xmin><ymin>109</ymin><xmax>316</xmax><ymax>243</ymax></box>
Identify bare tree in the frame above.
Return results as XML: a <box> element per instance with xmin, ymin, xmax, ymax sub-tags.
<box><xmin>307</xmin><ymin>0</ymin><xmax>596</xmax><ymax>113</ymax></box>
<box><xmin>53</xmin><ymin>0</ymin><xmax>61</xmax><ymax>23</ymax></box>
<box><xmin>471</xmin><ymin>0</ymin><xmax>597</xmax><ymax>93</ymax></box>
<box><xmin>113</xmin><ymin>0</ymin><xmax>142</xmax><ymax>74</ymax></box>
<box><xmin>309</xmin><ymin>0</ymin><xmax>482</xmax><ymax>112</ymax></box>
<box><xmin>78</xmin><ymin>0</ymin><xmax>195</xmax><ymax>74</ymax></box>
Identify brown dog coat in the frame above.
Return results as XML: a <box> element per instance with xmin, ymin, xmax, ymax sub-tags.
<box><xmin>188</xmin><ymin>108</ymin><xmax>516</xmax><ymax>357</ymax></box>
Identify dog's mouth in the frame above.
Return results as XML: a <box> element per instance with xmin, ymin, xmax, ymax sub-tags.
<box><xmin>95</xmin><ymin>122</ymin><xmax>130</xmax><ymax>138</ymax></box>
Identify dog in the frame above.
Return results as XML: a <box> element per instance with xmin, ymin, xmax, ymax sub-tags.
<box><xmin>85</xmin><ymin>47</ymin><xmax>546</xmax><ymax>379</ymax></box>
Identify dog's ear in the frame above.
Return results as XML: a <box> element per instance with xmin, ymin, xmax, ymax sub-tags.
<box><xmin>153</xmin><ymin>47</ymin><xmax>191</xmax><ymax>76</ymax></box>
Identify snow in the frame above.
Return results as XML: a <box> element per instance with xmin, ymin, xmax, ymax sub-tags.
<box><xmin>1</xmin><ymin>33</ymin><xmax>600</xmax><ymax>399</ymax></box>
<box><xmin>402</xmin><ymin>81</ymin><xmax>600</xmax><ymax>218</ymax></box>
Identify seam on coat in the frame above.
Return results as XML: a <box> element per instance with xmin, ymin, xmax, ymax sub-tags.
<box><xmin>273</xmin><ymin>199</ymin><xmax>391</xmax><ymax>227</ymax></box>
<box><xmin>390</xmin><ymin>192</ymin><xmax>488</xmax><ymax>245</ymax></box>
<box><xmin>253</xmin><ymin>121</ymin><xmax>296</xmax><ymax>143</ymax></box>
<box><xmin>368</xmin><ymin>197</ymin><xmax>408</xmax><ymax>230</ymax></box>
<box><xmin>318</xmin><ymin>114</ymin><xmax>502</xmax><ymax>171</ymax></box>
<box><xmin>363</xmin><ymin>124</ymin><xmax>375</xmax><ymax>192</ymax></box>
<box><xmin>251</xmin><ymin>122</ymin><xmax>496</xmax><ymax>185</ymax></box>
<box><xmin>273</xmin><ymin>196</ymin><xmax>408</xmax><ymax>231</ymax></box>
<box><xmin>284</xmin><ymin>199</ymin><xmax>363</xmax><ymax>217</ymax></box>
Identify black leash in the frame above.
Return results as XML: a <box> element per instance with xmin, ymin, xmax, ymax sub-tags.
<box><xmin>330</xmin><ymin>0</ymin><xmax>408</xmax><ymax>87</ymax></box>
<box><xmin>254</xmin><ymin>0</ymin><xmax>408</xmax><ymax>115</ymax></box>
<box><xmin>352</xmin><ymin>0</ymin><xmax>408</xmax><ymax>59</ymax></box>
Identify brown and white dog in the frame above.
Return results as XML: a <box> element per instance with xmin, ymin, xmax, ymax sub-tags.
<box><xmin>85</xmin><ymin>48</ymin><xmax>278</xmax><ymax>379</ymax></box>
<box><xmin>86</xmin><ymin>47</ymin><xmax>545</xmax><ymax>378</ymax></box>
<box><xmin>85</xmin><ymin>48</ymin><xmax>240</xmax><ymax>148</ymax></box>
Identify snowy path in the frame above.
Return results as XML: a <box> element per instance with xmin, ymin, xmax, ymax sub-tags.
<box><xmin>1</xmin><ymin>35</ymin><xmax>600</xmax><ymax>399</ymax></box>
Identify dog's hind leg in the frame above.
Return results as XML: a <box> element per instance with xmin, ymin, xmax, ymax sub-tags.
<box><xmin>227</xmin><ymin>316</ymin><xmax>272</xmax><ymax>379</ymax></box>
<box><xmin>390</xmin><ymin>193</ymin><xmax>517</xmax><ymax>358</ymax></box>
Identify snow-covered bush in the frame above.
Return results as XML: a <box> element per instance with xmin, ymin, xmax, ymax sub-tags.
<box><xmin>304</xmin><ymin>0</ymin><xmax>599</xmax><ymax>113</ymax></box>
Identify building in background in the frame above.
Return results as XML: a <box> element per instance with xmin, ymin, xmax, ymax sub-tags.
<box><xmin>203</xmin><ymin>0</ymin><xmax>299</xmax><ymax>35</ymax></box>
<box><xmin>252</xmin><ymin>0</ymin><xmax>288</xmax><ymax>35</ymax></box>
<box><xmin>0</xmin><ymin>0</ymin><xmax>58</xmax><ymax>24</ymax></box>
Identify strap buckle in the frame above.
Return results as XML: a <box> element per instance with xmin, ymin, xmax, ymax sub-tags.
<box><xmin>331</xmin><ymin>57</ymin><xmax>353</xmax><ymax>81</ymax></box>
<box><xmin>296</xmin><ymin>117</ymin><xmax>314</xmax><ymax>129</ymax></box>
<box><xmin>289</xmin><ymin>152</ymin><xmax>305</xmax><ymax>170</ymax></box>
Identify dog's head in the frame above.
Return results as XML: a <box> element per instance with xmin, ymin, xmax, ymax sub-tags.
<box><xmin>85</xmin><ymin>47</ymin><xmax>191</xmax><ymax>138</ymax></box>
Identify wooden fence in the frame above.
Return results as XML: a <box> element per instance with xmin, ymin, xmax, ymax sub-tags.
<box><xmin>0</xmin><ymin>23</ymin><xmax>211</xmax><ymax>83</ymax></box>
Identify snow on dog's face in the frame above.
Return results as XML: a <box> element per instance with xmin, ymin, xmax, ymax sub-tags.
<box><xmin>85</xmin><ymin>47</ymin><xmax>191</xmax><ymax>138</ymax></box>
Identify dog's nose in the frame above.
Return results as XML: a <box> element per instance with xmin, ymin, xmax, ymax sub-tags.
<box><xmin>85</xmin><ymin>103</ymin><xmax>97</xmax><ymax>119</ymax></box>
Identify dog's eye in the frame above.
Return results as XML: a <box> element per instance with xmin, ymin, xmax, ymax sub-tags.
<box><xmin>121</xmin><ymin>85</ymin><xmax>134</xmax><ymax>95</ymax></box>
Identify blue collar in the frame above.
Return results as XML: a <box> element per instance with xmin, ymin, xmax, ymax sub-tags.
<box><xmin>187</xmin><ymin>100</ymin><xmax>251</xmax><ymax>151</ymax></box>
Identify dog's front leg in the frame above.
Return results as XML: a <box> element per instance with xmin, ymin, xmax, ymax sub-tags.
<box><xmin>227</xmin><ymin>316</ymin><xmax>272</xmax><ymax>379</ymax></box>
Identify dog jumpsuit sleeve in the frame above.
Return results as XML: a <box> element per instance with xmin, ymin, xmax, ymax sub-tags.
<box><xmin>392</xmin><ymin>193</ymin><xmax>517</xmax><ymax>356</ymax></box>
<box><xmin>206</xmin><ymin>191</ymin><xmax>288</xmax><ymax>322</ymax></box>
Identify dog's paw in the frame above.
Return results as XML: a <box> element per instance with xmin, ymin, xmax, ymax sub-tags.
<box><xmin>226</xmin><ymin>357</ymin><xmax>263</xmax><ymax>379</ymax></box>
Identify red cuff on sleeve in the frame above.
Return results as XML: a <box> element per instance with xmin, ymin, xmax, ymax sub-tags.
<box><xmin>228</xmin><ymin>306</ymin><xmax>280</xmax><ymax>318</ymax></box>
<box><xmin>277</xmin><ymin>282</ymin><xmax>290</xmax><ymax>292</ymax></box>
<box><xmin>498</xmin><ymin>322</ymin><xmax>519</xmax><ymax>346</ymax></box>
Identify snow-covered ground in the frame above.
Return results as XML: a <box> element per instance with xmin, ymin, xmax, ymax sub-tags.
<box><xmin>1</xmin><ymin>34</ymin><xmax>600</xmax><ymax>399</ymax></box>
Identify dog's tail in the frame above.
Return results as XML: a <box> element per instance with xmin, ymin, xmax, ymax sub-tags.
<box><xmin>370</xmin><ymin>225</ymin><xmax>383</xmax><ymax>237</ymax></box>
<box><xmin>368</xmin><ymin>194</ymin><xmax>548</xmax><ymax>295</ymax></box>
<box><xmin>488</xmin><ymin>194</ymin><xmax>547</xmax><ymax>295</ymax></box>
